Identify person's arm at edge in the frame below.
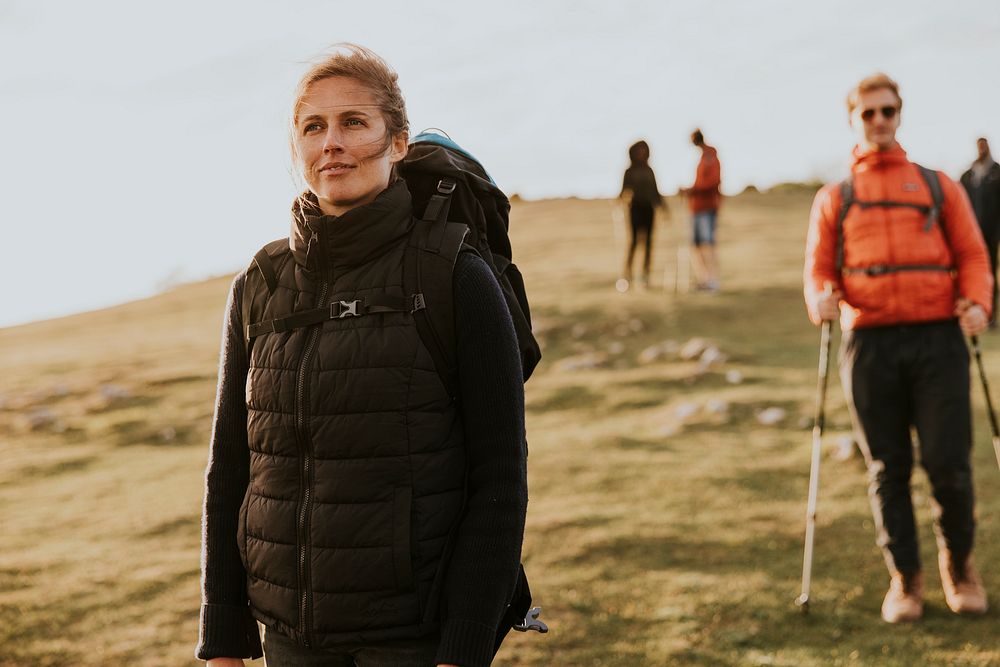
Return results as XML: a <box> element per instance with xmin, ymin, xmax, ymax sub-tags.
<box><xmin>434</xmin><ymin>253</ymin><xmax>528</xmax><ymax>667</ymax></box>
<box><xmin>196</xmin><ymin>271</ymin><xmax>263</xmax><ymax>662</ymax></box>
<box><xmin>804</xmin><ymin>184</ymin><xmax>841</xmax><ymax>325</ymax></box>
<box><xmin>942</xmin><ymin>175</ymin><xmax>994</xmax><ymax>319</ymax></box>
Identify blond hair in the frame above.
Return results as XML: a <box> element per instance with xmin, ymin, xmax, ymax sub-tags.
<box><xmin>846</xmin><ymin>73</ymin><xmax>902</xmax><ymax>115</ymax></box>
<box><xmin>289</xmin><ymin>44</ymin><xmax>409</xmax><ymax>166</ymax></box>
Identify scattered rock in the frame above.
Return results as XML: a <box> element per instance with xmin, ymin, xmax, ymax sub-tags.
<box><xmin>159</xmin><ymin>427</ymin><xmax>177</xmax><ymax>443</ymax></box>
<box><xmin>680</xmin><ymin>338</ymin><xmax>710</xmax><ymax>360</ymax></box>
<box><xmin>628</xmin><ymin>318</ymin><xmax>644</xmax><ymax>333</ymax></box>
<box><xmin>614</xmin><ymin>324</ymin><xmax>631</xmax><ymax>337</ymax></box>
<box><xmin>705</xmin><ymin>398</ymin><xmax>729</xmax><ymax>416</ymax></box>
<box><xmin>725</xmin><ymin>369</ymin><xmax>744</xmax><ymax>385</ymax></box>
<box><xmin>797</xmin><ymin>416</ymin><xmax>813</xmax><ymax>430</ymax></box>
<box><xmin>756</xmin><ymin>407</ymin><xmax>787</xmax><ymax>425</ymax></box>
<box><xmin>697</xmin><ymin>346</ymin><xmax>727</xmax><ymax>371</ymax></box>
<box><xmin>554</xmin><ymin>352</ymin><xmax>608</xmax><ymax>372</ymax></box>
<box><xmin>26</xmin><ymin>408</ymin><xmax>58</xmax><ymax>431</ymax></box>
<box><xmin>638</xmin><ymin>345</ymin><xmax>664</xmax><ymax>364</ymax></box>
<box><xmin>608</xmin><ymin>341</ymin><xmax>625</xmax><ymax>355</ymax></box>
<box><xmin>659</xmin><ymin>422</ymin><xmax>682</xmax><ymax>437</ymax></box>
<box><xmin>674</xmin><ymin>402</ymin><xmax>700</xmax><ymax>420</ymax></box>
<box><xmin>100</xmin><ymin>384</ymin><xmax>131</xmax><ymax>401</ymax></box>
<box><xmin>833</xmin><ymin>435</ymin><xmax>857</xmax><ymax>461</ymax></box>
<box><xmin>570</xmin><ymin>323</ymin><xmax>588</xmax><ymax>339</ymax></box>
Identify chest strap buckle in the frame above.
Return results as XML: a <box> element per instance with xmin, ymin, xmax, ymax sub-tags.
<box><xmin>331</xmin><ymin>300</ymin><xmax>361</xmax><ymax>318</ymax></box>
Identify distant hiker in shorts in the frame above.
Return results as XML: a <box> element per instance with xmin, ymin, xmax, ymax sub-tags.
<box><xmin>681</xmin><ymin>129</ymin><xmax>721</xmax><ymax>291</ymax></box>
<box><xmin>961</xmin><ymin>137</ymin><xmax>1000</xmax><ymax>327</ymax></box>
<box><xmin>804</xmin><ymin>73</ymin><xmax>992</xmax><ymax>624</ymax></box>
<box><xmin>618</xmin><ymin>140</ymin><xmax>667</xmax><ymax>291</ymax></box>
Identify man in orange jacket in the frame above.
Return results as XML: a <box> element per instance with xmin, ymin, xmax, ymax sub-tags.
<box><xmin>682</xmin><ymin>129</ymin><xmax>722</xmax><ymax>291</ymax></box>
<box><xmin>804</xmin><ymin>73</ymin><xmax>992</xmax><ymax>623</ymax></box>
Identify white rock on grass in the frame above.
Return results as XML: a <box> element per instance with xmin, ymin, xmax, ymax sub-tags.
<box><xmin>833</xmin><ymin>435</ymin><xmax>857</xmax><ymax>461</ymax></box>
<box><xmin>628</xmin><ymin>318</ymin><xmax>644</xmax><ymax>333</ymax></box>
<box><xmin>725</xmin><ymin>369</ymin><xmax>744</xmax><ymax>384</ymax></box>
<box><xmin>608</xmin><ymin>341</ymin><xmax>626</xmax><ymax>355</ymax></box>
<box><xmin>638</xmin><ymin>345</ymin><xmax>663</xmax><ymax>364</ymax></box>
<box><xmin>705</xmin><ymin>398</ymin><xmax>729</xmax><ymax>416</ymax></box>
<box><xmin>697</xmin><ymin>346</ymin><xmax>727</xmax><ymax>371</ymax></box>
<box><xmin>674</xmin><ymin>402</ymin><xmax>700</xmax><ymax>420</ymax></box>
<box><xmin>756</xmin><ymin>407</ymin><xmax>787</xmax><ymax>425</ymax></box>
<box><xmin>100</xmin><ymin>384</ymin><xmax>131</xmax><ymax>401</ymax></box>
<box><xmin>26</xmin><ymin>408</ymin><xmax>58</xmax><ymax>431</ymax></box>
<box><xmin>659</xmin><ymin>422</ymin><xmax>682</xmax><ymax>437</ymax></box>
<box><xmin>159</xmin><ymin>427</ymin><xmax>178</xmax><ymax>442</ymax></box>
<box><xmin>554</xmin><ymin>353</ymin><xmax>608</xmax><ymax>372</ymax></box>
<box><xmin>680</xmin><ymin>338</ymin><xmax>710</xmax><ymax>360</ymax></box>
<box><xmin>571</xmin><ymin>323</ymin><xmax>588</xmax><ymax>339</ymax></box>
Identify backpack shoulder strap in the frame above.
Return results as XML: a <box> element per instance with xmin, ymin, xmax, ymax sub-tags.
<box><xmin>404</xmin><ymin>218</ymin><xmax>470</xmax><ymax>399</ymax></box>
<box><xmin>241</xmin><ymin>238</ymin><xmax>290</xmax><ymax>359</ymax></box>
<box><xmin>915</xmin><ymin>163</ymin><xmax>944</xmax><ymax>233</ymax></box>
<box><xmin>835</xmin><ymin>177</ymin><xmax>854</xmax><ymax>275</ymax></box>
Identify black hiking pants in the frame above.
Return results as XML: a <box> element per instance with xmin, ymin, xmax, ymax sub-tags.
<box><xmin>625</xmin><ymin>201</ymin><xmax>654</xmax><ymax>280</ymax></box>
<box><xmin>839</xmin><ymin>320</ymin><xmax>976</xmax><ymax>575</ymax></box>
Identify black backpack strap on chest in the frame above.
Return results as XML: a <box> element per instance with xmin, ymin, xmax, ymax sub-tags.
<box><xmin>403</xmin><ymin>217</ymin><xmax>470</xmax><ymax>400</ymax></box>
<box><xmin>835</xmin><ymin>165</ymin><xmax>949</xmax><ymax>276</ymax></box>
<box><xmin>916</xmin><ymin>164</ymin><xmax>944</xmax><ymax>233</ymax></box>
<box><xmin>241</xmin><ymin>238</ymin><xmax>289</xmax><ymax>359</ymax></box>
<box><xmin>245</xmin><ymin>293</ymin><xmax>426</xmax><ymax>339</ymax></box>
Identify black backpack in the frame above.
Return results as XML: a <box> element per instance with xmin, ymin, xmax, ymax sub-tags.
<box><xmin>241</xmin><ymin>131</ymin><xmax>546</xmax><ymax>652</ymax></box>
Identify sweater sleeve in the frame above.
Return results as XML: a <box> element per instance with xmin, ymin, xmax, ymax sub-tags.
<box><xmin>195</xmin><ymin>271</ymin><xmax>264</xmax><ymax>661</ymax></box>
<box><xmin>942</xmin><ymin>173</ymin><xmax>994</xmax><ymax>317</ymax></box>
<box><xmin>434</xmin><ymin>252</ymin><xmax>528</xmax><ymax>667</ymax></box>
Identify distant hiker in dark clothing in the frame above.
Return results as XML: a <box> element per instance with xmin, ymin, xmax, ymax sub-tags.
<box><xmin>961</xmin><ymin>137</ymin><xmax>1000</xmax><ymax>326</ymax></box>
<box><xmin>196</xmin><ymin>44</ymin><xmax>527</xmax><ymax>667</ymax></box>
<box><xmin>618</xmin><ymin>140</ymin><xmax>667</xmax><ymax>291</ymax></box>
<box><xmin>681</xmin><ymin>129</ymin><xmax>722</xmax><ymax>292</ymax></box>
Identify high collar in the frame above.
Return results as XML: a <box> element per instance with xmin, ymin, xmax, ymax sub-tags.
<box><xmin>851</xmin><ymin>142</ymin><xmax>908</xmax><ymax>173</ymax></box>
<box><xmin>289</xmin><ymin>180</ymin><xmax>414</xmax><ymax>273</ymax></box>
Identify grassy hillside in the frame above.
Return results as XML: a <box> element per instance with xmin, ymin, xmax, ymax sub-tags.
<box><xmin>2</xmin><ymin>190</ymin><xmax>999</xmax><ymax>666</ymax></box>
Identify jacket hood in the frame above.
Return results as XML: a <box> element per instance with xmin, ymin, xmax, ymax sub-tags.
<box><xmin>851</xmin><ymin>143</ymin><xmax>908</xmax><ymax>173</ymax></box>
<box><xmin>289</xmin><ymin>180</ymin><xmax>414</xmax><ymax>273</ymax></box>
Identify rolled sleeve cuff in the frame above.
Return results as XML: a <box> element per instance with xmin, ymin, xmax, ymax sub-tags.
<box><xmin>195</xmin><ymin>603</ymin><xmax>263</xmax><ymax>661</ymax></box>
<box><xmin>435</xmin><ymin>617</ymin><xmax>496</xmax><ymax>667</ymax></box>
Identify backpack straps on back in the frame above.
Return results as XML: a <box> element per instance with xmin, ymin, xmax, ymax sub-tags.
<box><xmin>241</xmin><ymin>238</ymin><xmax>288</xmax><ymax>359</ymax></box>
<box><xmin>835</xmin><ymin>179</ymin><xmax>854</xmax><ymax>275</ymax></box>
<box><xmin>916</xmin><ymin>164</ymin><xmax>944</xmax><ymax>233</ymax></box>
<box><xmin>403</xmin><ymin>217</ymin><xmax>471</xmax><ymax>400</ymax></box>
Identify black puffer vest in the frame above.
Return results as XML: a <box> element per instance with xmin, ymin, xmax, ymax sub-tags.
<box><xmin>237</xmin><ymin>182</ymin><xmax>466</xmax><ymax>647</ymax></box>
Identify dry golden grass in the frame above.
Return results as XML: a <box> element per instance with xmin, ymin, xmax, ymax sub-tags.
<box><xmin>2</xmin><ymin>189</ymin><xmax>999</xmax><ymax>665</ymax></box>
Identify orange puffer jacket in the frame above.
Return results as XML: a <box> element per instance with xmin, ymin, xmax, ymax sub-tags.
<box><xmin>804</xmin><ymin>144</ymin><xmax>992</xmax><ymax>330</ymax></box>
<box><xmin>688</xmin><ymin>145</ymin><xmax>722</xmax><ymax>213</ymax></box>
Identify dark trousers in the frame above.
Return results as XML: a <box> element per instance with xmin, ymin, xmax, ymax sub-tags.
<box><xmin>262</xmin><ymin>626</ymin><xmax>439</xmax><ymax>667</ymax></box>
<box><xmin>625</xmin><ymin>202</ymin><xmax>654</xmax><ymax>280</ymax></box>
<box><xmin>839</xmin><ymin>320</ymin><xmax>976</xmax><ymax>574</ymax></box>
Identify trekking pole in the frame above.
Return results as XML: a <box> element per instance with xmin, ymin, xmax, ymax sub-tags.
<box><xmin>970</xmin><ymin>335</ymin><xmax>1000</xmax><ymax>470</ymax></box>
<box><xmin>796</xmin><ymin>284</ymin><xmax>834</xmax><ymax>613</ymax></box>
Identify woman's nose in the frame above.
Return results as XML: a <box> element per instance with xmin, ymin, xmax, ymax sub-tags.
<box><xmin>323</xmin><ymin>128</ymin><xmax>345</xmax><ymax>152</ymax></box>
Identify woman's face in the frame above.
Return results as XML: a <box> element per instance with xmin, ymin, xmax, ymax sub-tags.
<box><xmin>294</xmin><ymin>76</ymin><xmax>407</xmax><ymax>216</ymax></box>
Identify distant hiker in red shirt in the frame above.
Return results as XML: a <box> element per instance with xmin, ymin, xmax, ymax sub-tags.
<box><xmin>804</xmin><ymin>73</ymin><xmax>992</xmax><ymax>624</ymax></box>
<box><xmin>618</xmin><ymin>140</ymin><xmax>667</xmax><ymax>292</ymax></box>
<box><xmin>681</xmin><ymin>129</ymin><xmax>722</xmax><ymax>291</ymax></box>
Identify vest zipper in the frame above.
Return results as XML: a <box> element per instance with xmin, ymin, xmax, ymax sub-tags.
<box><xmin>294</xmin><ymin>276</ymin><xmax>330</xmax><ymax>647</ymax></box>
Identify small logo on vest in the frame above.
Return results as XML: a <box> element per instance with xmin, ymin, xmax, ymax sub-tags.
<box><xmin>902</xmin><ymin>182</ymin><xmax>920</xmax><ymax>192</ymax></box>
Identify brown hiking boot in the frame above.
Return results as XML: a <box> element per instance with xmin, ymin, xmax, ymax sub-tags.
<box><xmin>881</xmin><ymin>571</ymin><xmax>924</xmax><ymax>623</ymax></box>
<box><xmin>939</xmin><ymin>552</ymin><xmax>988</xmax><ymax>614</ymax></box>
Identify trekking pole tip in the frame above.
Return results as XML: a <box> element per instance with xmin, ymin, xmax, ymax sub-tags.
<box><xmin>795</xmin><ymin>594</ymin><xmax>810</xmax><ymax>614</ymax></box>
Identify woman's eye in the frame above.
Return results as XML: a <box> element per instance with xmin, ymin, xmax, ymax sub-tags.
<box><xmin>345</xmin><ymin>118</ymin><xmax>366</xmax><ymax>127</ymax></box>
<box><xmin>303</xmin><ymin>122</ymin><xmax>322</xmax><ymax>134</ymax></box>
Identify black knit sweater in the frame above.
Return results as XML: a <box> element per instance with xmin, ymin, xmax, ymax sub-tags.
<box><xmin>196</xmin><ymin>251</ymin><xmax>527</xmax><ymax>667</ymax></box>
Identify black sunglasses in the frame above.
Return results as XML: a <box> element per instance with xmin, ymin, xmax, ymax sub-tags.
<box><xmin>860</xmin><ymin>106</ymin><xmax>898</xmax><ymax>122</ymax></box>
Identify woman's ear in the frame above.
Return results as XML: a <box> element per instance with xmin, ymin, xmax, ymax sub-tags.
<box><xmin>390</xmin><ymin>132</ymin><xmax>409</xmax><ymax>164</ymax></box>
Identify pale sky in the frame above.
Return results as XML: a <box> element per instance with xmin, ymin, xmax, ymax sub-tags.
<box><xmin>2</xmin><ymin>0</ymin><xmax>998</xmax><ymax>327</ymax></box>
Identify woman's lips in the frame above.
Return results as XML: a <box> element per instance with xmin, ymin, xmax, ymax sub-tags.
<box><xmin>318</xmin><ymin>163</ymin><xmax>355</xmax><ymax>176</ymax></box>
